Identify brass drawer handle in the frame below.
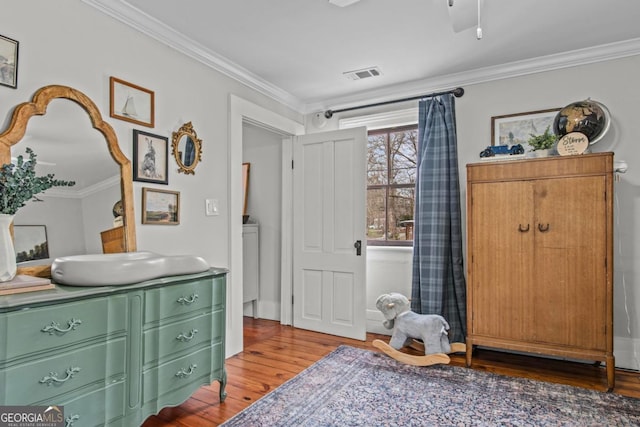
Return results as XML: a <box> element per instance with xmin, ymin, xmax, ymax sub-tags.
<box><xmin>538</xmin><ymin>223</ymin><xmax>550</xmax><ymax>232</ymax></box>
<box><xmin>177</xmin><ymin>294</ymin><xmax>199</xmax><ymax>305</ymax></box>
<box><xmin>176</xmin><ymin>329</ymin><xmax>199</xmax><ymax>342</ymax></box>
<box><xmin>66</xmin><ymin>414</ymin><xmax>80</xmax><ymax>427</ymax></box>
<box><xmin>518</xmin><ymin>224</ymin><xmax>530</xmax><ymax>232</ymax></box>
<box><xmin>39</xmin><ymin>366</ymin><xmax>81</xmax><ymax>386</ymax></box>
<box><xmin>175</xmin><ymin>364</ymin><xmax>197</xmax><ymax>378</ymax></box>
<box><xmin>41</xmin><ymin>318</ymin><xmax>82</xmax><ymax>335</ymax></box>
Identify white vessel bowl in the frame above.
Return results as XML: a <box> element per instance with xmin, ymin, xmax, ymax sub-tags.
<box><xmin>51</xmin><ymin>251</ymin><xmax>210</xmax><ymax>286</ymax></box>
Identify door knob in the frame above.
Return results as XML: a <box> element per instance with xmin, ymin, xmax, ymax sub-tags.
<box><xmin>354</xmin><ymin>240</ymin><xmax>362</xmax><ymax>256</ymax></box>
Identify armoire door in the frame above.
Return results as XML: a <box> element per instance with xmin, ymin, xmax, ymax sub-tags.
<box><xmin>468</xmin><ymin>180</ymin><xmax>535</xmax><ymax>341</ymax></box>
<box><xmin>531</xmin><ymin>175</ymin><xmax>608</xmax><ymax>349</ymax></box>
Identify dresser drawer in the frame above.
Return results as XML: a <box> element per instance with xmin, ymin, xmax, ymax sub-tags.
<box><xmin>61</xmin><ymin>381</ymin><xmax>126</xmax><ymax>427</ymax></box>
<box><xmin>1</xmin><ymin>338</ymin><xmax>126</xmax><ymax>405</ymax></box>
<box><xmin>142</xmin><ymin>345</ymin><xmax>220</xmax><ymax>405</ymax></box>
<box><xmin>144</xmin><ymin>277</ymin><xmax>224</xmax><ymax>324</ymax></box>
<box><xmin>0</xmin><ymin>295</ymin><xmax>127</xmax><ymax>361</ymax></box>
<box><xmin>143</xmin><ymin>311</ymin><xmax>224</xmax><ymax>366</ymax></box>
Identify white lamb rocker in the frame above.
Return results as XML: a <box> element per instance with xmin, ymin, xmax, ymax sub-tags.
<box><xmin>373</xmin><ymin>292</ymin><xmax>466</xmax><ymax>366</ymax></box>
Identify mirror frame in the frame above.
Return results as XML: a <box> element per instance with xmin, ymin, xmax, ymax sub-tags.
<box><xmin>0</xmin><ymin>84</ymin><xmax>137</xmax><ymax>277</ymax></box>
<box><xmin>171</xmin><ymin>121</ymin><xmax>202</xmax><ymax>175</ymax></box>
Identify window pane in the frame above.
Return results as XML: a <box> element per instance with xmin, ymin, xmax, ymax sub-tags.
<box><xmin>366</xmin><ymin>188</ymin><xmax>386</xmax><ymax>240</ymax></box>
<box><xmin>388</xmin><ymin>187</ymin><xmax>415</xmax><ymax>241</ymax></box>
<box><xmin>390</xmin><ymin>129</ymin><xmax>418</xmax><ymax>185</ymax></box>
<box><xmin>367</xmin><ymin>133</ymin><xmax>387</xmax><ymax>185</ymax></box>
<box><xmin>366</xmin><ymin>124</ymin><xmax>417</xmax><ymax>245</ymax></box>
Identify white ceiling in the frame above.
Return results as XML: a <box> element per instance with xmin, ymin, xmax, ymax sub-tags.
<box><xmin>85</xmin><ymin>0</ymin><xmax>640</xmax><ymax>114</ymax></box>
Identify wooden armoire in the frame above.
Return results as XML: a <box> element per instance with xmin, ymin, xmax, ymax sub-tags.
<box><xmin>465</xmin><ymin>152</ymin><xmax>614</xmax><ymax>390</ymax></box>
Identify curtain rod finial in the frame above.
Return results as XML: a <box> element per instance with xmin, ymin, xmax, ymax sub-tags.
<box><xmin>324</xmin><ymin>110</ymin><xmax>334</xmax><ymax>119</ymax></box>
<box><xmin>453</xmin><ymin>87</ymin><xmax>465</xmax><ymax>97</ymax></box>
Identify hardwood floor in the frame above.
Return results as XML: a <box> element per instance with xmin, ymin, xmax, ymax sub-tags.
<box><xmin>142</xmin><ymin>317</ymin><xmax>640</xmax><ymax>426</ymax></box>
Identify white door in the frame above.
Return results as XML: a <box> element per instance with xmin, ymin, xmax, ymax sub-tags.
<box><xmin>292</xmin><ymin>127</ymin><xmax>367</xmax><ymax>340</ymax></box>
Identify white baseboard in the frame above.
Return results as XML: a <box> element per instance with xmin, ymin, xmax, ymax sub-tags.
<box><xmin>366</xmin><ymin>309</ymin><xmax>391</xmax><ymax>336</ymax></box>
<box><xmin>614</xmin><ymin>336</ymin><xmax>640</xmax><ymax>371</ymax></box>
<box><xmin>243</xmin><ymin>300</ymin><xmax>281</xmax><ymax>321</ymax></box>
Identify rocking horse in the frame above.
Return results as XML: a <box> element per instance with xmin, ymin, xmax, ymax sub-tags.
<box><xmin>372</xmin><ymin>293</ymin><xmax>466</xmax><ymax>366</ymax></box>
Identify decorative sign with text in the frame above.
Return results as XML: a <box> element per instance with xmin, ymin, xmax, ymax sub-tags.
<box><xmin>557</xmin><ymin>132</ymin><xmax>589</xmax><ymax>156</ymax></box>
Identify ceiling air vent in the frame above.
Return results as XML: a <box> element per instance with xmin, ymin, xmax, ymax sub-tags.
<box><xmin>329</xmin><ymin>0</ymin><xmax>361</xmax><ymax>7</ymax></box>
<box><xmin>343</xmin><ymin>67</ymin><xmax>382</xmax><ymax>81</ymax></box>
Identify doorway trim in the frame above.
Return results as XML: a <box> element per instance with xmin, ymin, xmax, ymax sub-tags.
<box><xmin>228</xmin><ymin>94</ymin><xmax>304</xmax><ymax>356</ymax></box>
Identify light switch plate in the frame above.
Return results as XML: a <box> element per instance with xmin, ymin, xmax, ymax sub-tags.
<box><xmin>205</xmin><ymin>199</ymin><xmax>219</xmax><ymax>216</ymax></box>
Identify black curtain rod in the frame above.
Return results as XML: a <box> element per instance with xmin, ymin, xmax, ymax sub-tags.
<box><xmin>323</xmin><ymin>87</ymin><xmax>464</xmax><ymax>119</ymax></box>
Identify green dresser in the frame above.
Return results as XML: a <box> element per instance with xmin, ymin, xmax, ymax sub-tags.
<box><xmin>0</xmin><ymin>269</ymin><xmax>227</xmax><ymax>427</ymax></box>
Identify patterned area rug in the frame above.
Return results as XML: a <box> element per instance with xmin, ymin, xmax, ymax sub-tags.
<box><xmin>221</xmin><ymin>345</ymin><xmax>640</xmax><ymax>427</ymax></box>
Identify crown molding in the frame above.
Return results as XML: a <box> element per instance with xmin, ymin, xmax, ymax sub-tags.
<box><xmin>83</xmin><ymin>0</ymin><xmax>640</xmax><ymax>116</ymax></box>
<box><xmin>44</xmin><ymin>175</ymin><xmax>121</xmax><ymax>199</ymax></box>
<box><xmin>82</xmin><ymin>0</ymin><xmax>304</xmax><ymax>112</ymax></box>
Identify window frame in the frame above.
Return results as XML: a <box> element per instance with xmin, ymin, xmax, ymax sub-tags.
<box><xmin>366</xmin><ymin>123</ymin><xmax>417</xmax><ymax>247</ymax></box>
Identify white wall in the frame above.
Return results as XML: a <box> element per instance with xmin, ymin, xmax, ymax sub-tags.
<box><xmin>242</xmin><ymin>122</ymin><xmax>283</xmax><ymax>320</ymax></box>
<box><xmin>81</xmin><ymin>183</ymin><xmax>122</xmax><ymax>254</ymax></box>
<box><xmin>366</xmin><ymin>247</ymin><xmax>413</xmax><ymax>335</ymax></box>
<box><xmin>1</xmin><ymin>0</ymin><xmax>303</xmax><ymax>357</ymax></box>
<box><xmin>15</xmin><ymin>181</ymin><xmax>121</xmax><ymax>260</ymax></box>
<box><xmin>308</xmin><ymin>55</ymin><xmax>640</xmax><ymax>370</ymax></box>
<box><xmin>20</xmin><ymin>186</ymin><xmax>121</xmax><ymax>263</ymax></box>
<box><xmin>14</xmin><ymin>196</ymin><xmax>85</xmax><ymax>262</ymax></box>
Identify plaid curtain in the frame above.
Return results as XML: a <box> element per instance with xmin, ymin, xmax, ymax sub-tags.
<box><xmin>411</xmin><ymin>94</ymin><xmax>467</xmax><ymax>343</ymax></box>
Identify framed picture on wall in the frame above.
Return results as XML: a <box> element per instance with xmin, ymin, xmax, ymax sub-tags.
<box><xmin>133</xmin><ymin>129</ymin><xmax>169</xmax><ymax>184</ymax></box>
<box><xmin>0</xmin><ymin>34</ymin><xmax>19</xmax><ymax>89</ymax></box>
<box><xmin>14</xmin><ymin>225</ymin><xmax>49</xmax><ymax>262</ymax></box>
<box><xmin>491</xmin><ymin>108</ymin><xmax>560</xmax><ymax>146</ymax></box>
<box><xmin>110</xmin><ymin>76</ymin><xmax>155</xmax><ymax>127</ymax></box>
<box><xmin>142</xmin><ymin>187</ymin><xmax>180</xmax><ymax>225</ymax></box>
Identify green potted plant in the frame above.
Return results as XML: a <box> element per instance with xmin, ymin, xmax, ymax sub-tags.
<box><xmin>527</xmin><ymin>126</ymin><xmax>558</xmax><ymax>155</ymax></box>
<box><xmin>0</xmin><ymin>147</ymin><xmax>75</xmax><ymax>282</ymax></box>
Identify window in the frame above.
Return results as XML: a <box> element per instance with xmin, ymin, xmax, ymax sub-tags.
<box><xmin>367</xmin><ymin>124</ymin><xmax>417</xmax><ymax>246</ymax></box>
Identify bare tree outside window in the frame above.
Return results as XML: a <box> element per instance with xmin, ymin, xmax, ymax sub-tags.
<box><xmin>367</xmin><ymin>125</ymin><xmax>417</xmax><ymax>246</ymax></box>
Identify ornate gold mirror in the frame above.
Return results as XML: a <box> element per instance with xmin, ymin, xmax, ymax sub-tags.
<box><xmin>0</xmin><ymin>85</ymin><xmax>137</xmax><ymax>277</ymax></box>
<box><xmin>171</xmin><ymin>121</ymin><xmax>202</xmax><ymax>175</ymax></box>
